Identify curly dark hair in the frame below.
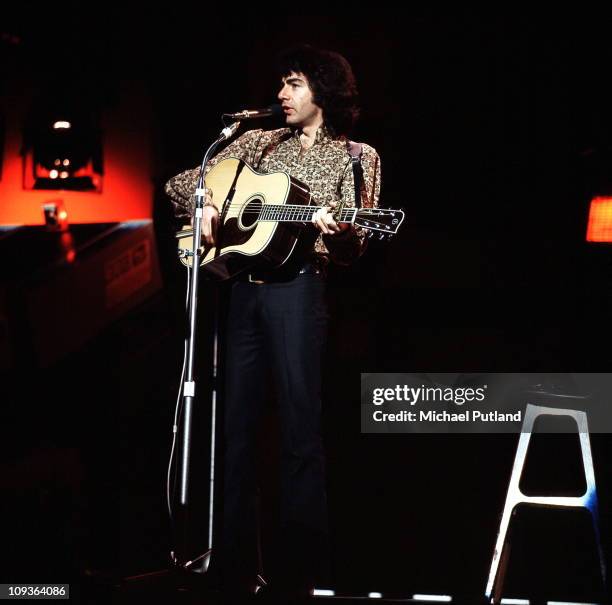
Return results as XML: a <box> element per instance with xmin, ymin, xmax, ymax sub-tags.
<box><xmin>277</xmin><ymin>45</ymin><xmax>360</xmax><ymax>138</ymax></box>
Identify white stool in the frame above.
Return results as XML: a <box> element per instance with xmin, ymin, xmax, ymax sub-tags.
<box><xmin>485</xmin><ymin>403</ymin><xmax>606</xmax><ymax>602</ymax></box>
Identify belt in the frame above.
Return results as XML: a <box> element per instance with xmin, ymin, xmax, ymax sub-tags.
<box><xmin>239</xmin><ymin>262</ymin><xmax>322</xmax><ymax>285</ymax></box>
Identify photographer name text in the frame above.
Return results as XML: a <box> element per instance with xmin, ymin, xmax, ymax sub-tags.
<box><xmin>372</xmin><ymin>409</ymin><xmax>522</xmax><ymax>423</ymax></box>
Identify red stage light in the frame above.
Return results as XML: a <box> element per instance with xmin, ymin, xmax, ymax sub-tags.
<box><xmin>586</xmin><ymin>196</ymin><xmax>612</xmax><ymax>243</ymax></box>
<box><xmin>0</xmin><ymin>82</ymin><xmax>153</xmax><ymax>225</ymax></box>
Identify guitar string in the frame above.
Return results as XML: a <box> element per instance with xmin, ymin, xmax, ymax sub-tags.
<box><xmin>212</xmin><ymin>206</ymin><xmax>387</xmax><ymax>217</ymax></box>
<box><xmin>217</xmin><ymin>209</ymin><xmax>359</xmax><ymax>219</ymax></box>
<box><xmin>178</xmin><ymin>208</ymin><xmax>393</xmax><ymax>232</ymax></box>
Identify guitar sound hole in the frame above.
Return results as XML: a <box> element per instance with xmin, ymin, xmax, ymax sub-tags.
<box><xmin>239</xmin><ymin>197</ymin><xmax>263</xmax><ymax>230</ymax></box>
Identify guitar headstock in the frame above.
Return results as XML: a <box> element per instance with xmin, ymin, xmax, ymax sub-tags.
<box><xmin>354</xmin><ymin>208</ymin><xmax>405</xmax><ymax>240</ymax></box>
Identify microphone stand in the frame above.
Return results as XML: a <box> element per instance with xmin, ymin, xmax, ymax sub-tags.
<box><xmin>174</xmin><ymin>122</ymin><xmax>240</xmax><ymax>569</ymax></box>
<box><xmin>178</xmin><ymin>114</ymin><xmax>274</xmax><ymax>591</ymax></box>
<box><xmin>123</xmin><ymin>122</ymin><xmax>240</xmax><ymax>594</ymax></box>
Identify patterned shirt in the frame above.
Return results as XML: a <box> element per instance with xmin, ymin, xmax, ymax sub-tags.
<box><xmin>164</xmin><ymin>125</ymin><xmax>381</xmax><ymax>265</ymax></box>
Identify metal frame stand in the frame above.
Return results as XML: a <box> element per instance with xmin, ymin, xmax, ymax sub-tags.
<box><xmin>485</xmin><ymin>403</ymin><xmax>607</xmax><ymax>603</ymax></box>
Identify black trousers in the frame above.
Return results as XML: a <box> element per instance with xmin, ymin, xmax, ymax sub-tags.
<box><xmin>220</xmin><ymin>271</ymin><xmax>330</xmax><ymax>592</ymax></box>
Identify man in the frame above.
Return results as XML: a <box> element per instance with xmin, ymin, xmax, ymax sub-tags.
<box><xmin>165</xmin><ymin>45</ymin><xmax>381</xmax><ymax>603</ymax></box>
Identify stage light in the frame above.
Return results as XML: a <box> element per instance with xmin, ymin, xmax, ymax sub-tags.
<box><xmin>22</xmin><ymin>112</ymin><xmax>103</xmax><ymax>192</ymax></box>
<box><xmin>368</xmin><ymin>592</ymin><xmax>383</xmax><ymax>598</ymax></box>
<box><xmin>500</xmin><ymin>599</ymin><xmax>530</xmax><ymax>605</ymax></box>
<box><xmin>586</xmin><ymin>196</ymin><xmax>612</xmax><ymax>242</ymax></box>
<box><xmin>547</xmin><ymin>602</ymin><xmax>598</xmax><ymax>605</ymax></box>
<box><xmin>312</xmin><ymin>589</ymin><xmax>335</xmax><ymax>596</ymax></box>
<box><xmin>412</xmin><ymin>595</ymin><xmax>452</xmax><ymax>603</ymax></box>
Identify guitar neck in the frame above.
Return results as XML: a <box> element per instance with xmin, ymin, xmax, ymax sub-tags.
<box><xmin>255</xmin><ymin>204</ymin><xmax>357</xmax><ymax>223</ymax></box>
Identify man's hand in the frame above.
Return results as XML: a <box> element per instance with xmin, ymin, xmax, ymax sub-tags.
<box><xmin>201</xmin><ymin>188</ymin><xmax>218</xmax><ymax>246</ymax></box>
<box><xmin>311</xmin><ymin>206</ymin><xmax>351</xmax><ymax>235</ymax></box>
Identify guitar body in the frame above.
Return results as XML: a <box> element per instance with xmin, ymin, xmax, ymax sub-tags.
<box><xmin>177</xmin><ymin>158</ymin><xmax>313</xmax><ymax>280</ymax></box>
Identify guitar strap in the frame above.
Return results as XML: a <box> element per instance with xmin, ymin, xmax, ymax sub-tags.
<box><xmin>346</xmin><ymin>140</ymin><xmax>364</xmax><ymax>208</ymax></box>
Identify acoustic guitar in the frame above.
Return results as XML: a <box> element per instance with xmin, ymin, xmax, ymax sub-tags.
<box><xmin>176</xmin><ymin>157</ymin><xmax>404</xmax><ymax>279</ymax></box>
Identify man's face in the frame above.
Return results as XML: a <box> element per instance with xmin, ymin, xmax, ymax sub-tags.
<box><xmin>277</xmin><ymin>71</ymin><xmax>323</xmax><ymax>129</ymax></box>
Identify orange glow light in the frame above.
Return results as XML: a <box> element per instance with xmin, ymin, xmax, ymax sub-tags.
<box><xmin>0</xmin><ymin>81</ymin><xmax>153</xmax><ymax>226</ymax></box>
<box><xmin>586</xmin><ymin>196</ymin><xmax>612</xmax><ymax>242</ymax></box>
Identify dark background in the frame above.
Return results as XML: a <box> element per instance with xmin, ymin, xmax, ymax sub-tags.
<box><xmin>1</xmin><ymin>8</ymin><xmax>611</xmax><ymax>602</ymax></box>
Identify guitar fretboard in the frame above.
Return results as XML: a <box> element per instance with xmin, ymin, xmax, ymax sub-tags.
<box><xmin>255</xmin><ymin>204</ymin><xmax>357</xmax><ymax>223</ymax></box>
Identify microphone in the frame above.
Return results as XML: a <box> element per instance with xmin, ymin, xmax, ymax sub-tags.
<box><xmin>220</xmin><ymin>121</ymin><xmax>240</xmax><ymax>141</ymax></box>
<box><xmin>223</xmin><ymin>104</ymin><xmax>283</xmax><ymax>120</ymax></box>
